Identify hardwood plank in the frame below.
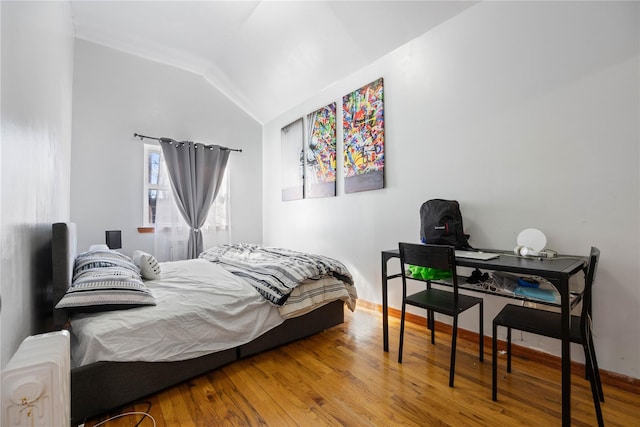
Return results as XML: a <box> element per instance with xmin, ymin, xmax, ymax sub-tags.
<box><xmin>85</xmin><ymin>306</ymin><xmax>638</xmax><ymax>427</ymax></box>
<box><xmin>156</xmin><ymin>384</ymin><xmax>196</xmax><ymax>427</ymax></box>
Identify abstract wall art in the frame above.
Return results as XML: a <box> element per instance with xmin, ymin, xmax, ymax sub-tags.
<box><xmin>342</xmin><ymin>78</ymin><xmax>385</xmax><ymax>193</ymax></box>
<box><xmin>281</xmin><ymin>118</ymin><xmax>304</xmax><ymax>201</ymax></box>
<box><xmin>305</xmin><ymin>102</ymin><xmax>337</xmax><ymax>198</ymax></box>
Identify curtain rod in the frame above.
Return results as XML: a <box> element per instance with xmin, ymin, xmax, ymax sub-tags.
<box><xmin>134</xmin><ymin>133</ymin><xmax>242</xmax><ymax>152</ymax></box>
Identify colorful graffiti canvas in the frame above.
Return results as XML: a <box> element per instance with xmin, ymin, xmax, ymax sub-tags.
<box><xmin>281</xmin><ymin>118</ymin><xmax>304</xmax><ymax>201</ymax></box>
<box><xmin>305</xmin><ymin>102</ymin><xmax>337</xmax><ymax>198</ymax></box>
<box><xmin>342</xmin><ymin>78</ymin><xmax>385</xmax><ymax>193</ymax></box>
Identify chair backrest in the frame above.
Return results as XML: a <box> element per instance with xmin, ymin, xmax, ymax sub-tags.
<box><xmin>581</xmin><ymin>247</ymin><xmax>600</xmax><ymax>331</ymax></box>
<box><xmin>398</xmin><ymin>242</ymin><xmax>458</xmax><ymax>299</ymax></box>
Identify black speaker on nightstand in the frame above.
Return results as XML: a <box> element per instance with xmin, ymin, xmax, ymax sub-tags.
<box><xmin>105</xmin><ymin>230</ymin><xmax>122</xmax><ymax>249</ymax></box>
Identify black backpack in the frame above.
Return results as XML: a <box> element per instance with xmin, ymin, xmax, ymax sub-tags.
<box><xmin>419</xmin><ymin>199</ymin><xmax>471</xmax><ymax>249</ymax></box>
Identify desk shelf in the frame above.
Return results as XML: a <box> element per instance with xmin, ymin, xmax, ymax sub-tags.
<box><xmin>404</xmin><ymin>274</ymin><xmax>582</xmax><ymax>309</ymax></box>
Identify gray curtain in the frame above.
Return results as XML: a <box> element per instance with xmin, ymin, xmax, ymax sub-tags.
<box><xmin>160</xmin><ymin>138</ymin><xmax>230</xmax><ymax>259</ymax></box>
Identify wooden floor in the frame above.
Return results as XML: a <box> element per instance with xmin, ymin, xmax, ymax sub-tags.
<box><xmin>86</xmin><ymin>307</ymin><xmax>638</xmax><ymax>426</ymax></box>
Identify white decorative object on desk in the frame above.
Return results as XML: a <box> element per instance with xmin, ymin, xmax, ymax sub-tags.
<box><xmin>514</xmin><ymin>228</ymin><xmax>547</xmax><ymax>256</ymax></box>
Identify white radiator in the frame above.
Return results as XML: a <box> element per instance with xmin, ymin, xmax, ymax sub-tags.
<box><xmin>1</xmin><ymin>330</ymin><xmax>70</xmax><ymax>427</ymax></box>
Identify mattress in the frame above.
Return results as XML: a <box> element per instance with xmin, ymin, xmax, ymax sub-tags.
<box><xmin>70</xmin><ymin>258</ymin><xmax>284</xmax><ymax>366</ymax></box>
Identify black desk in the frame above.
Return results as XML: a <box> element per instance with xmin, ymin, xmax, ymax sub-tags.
<box><xmin>381</xmin><ymin>249</ymin><xmax>587</xmax><ymax>427</ymax></box>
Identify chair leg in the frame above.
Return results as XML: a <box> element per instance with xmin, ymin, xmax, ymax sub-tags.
<box><xmin>398</xmin><ymin>301</ymin><xmax>407</xmax><ymax>363</ymax></box>
<box><xmin>492</xmin><ymin>322</ymin><xmax>498</xmax><ymax>401</ymax></box>
<box><xmin>506</xmin><ymin>327</ymin><xmax>512</xmax><ymax>374</ymax></box>
<box><xmin>582</xmin><ymin>324</ymin><xmax>590</xmax><ymax>380</ymax></box>
<box><xmin>449</xmin><ymin>315</ymin><xmax>458</xmax><ymax>388</ymax></box>
<box><xmin>584</xmin><ymin>351</ymin><xmax>590</xmax><ymax>381</ymax></box>
<box><xmin>582</xmin><ymin>342</ymin><xmax>593</xmax><ymax>382</ymax></box>
<box><xmin>587</xmin><ymin>333</ymin><xmax>605</xmax><ymax>402</ymax></box>
<box><xmin>582</xmin><ymin>343</ymin><xmax>601</xmax><ymax>403</ymax></box>
<box><xmin>584</xmin><ymin>347</ymin><xmax>605</xmax><ymax>427</ymax></box>
<box><xmin>478</xmin><ymin>302</ymin><xmax>484</xmax><ymax>362</ymax></box>
<box><xmin>429</xmin><ymin>309</ymin><xmax>435</xmax><ymax>344</ymax></box>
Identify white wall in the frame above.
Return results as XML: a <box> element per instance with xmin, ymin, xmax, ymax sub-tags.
<box><xmin>71</xmin><ymin>40</ymin><xmax>263</xmax><ymax>256</ymax></box>
<box><xmin>263</xmin><ymin>1</ymin><xmax>640</xmax><ymax>378</ymax></box>
<box><xmin>0</xmin><ymin>1</ymin><xmax>74</xmax><ymax>368</ymax></box>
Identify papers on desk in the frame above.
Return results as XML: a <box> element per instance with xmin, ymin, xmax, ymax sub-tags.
<box><xmin>455</xmin><ymin>250</ymin><xmax>500</xmax><ymax>260</ymax></box>
<box><xmin>490</xmin><ymin>271</ymin><xmax>560</xmax><ymax>303</ymax></box>
<box><xmin>514</xmin><ymin>286</ymin><xmax>559</xmax><ymax>302</ymax></box>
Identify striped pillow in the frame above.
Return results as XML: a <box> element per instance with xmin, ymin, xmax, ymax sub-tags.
<box><xmin>55</xmin><ymin>249</ymin><xmax>156</xmax><ymax>313</ymax></box>
<box><xmin>133</xmin><ymin>250</ymin><xmax>162</xmax><ymax>280</ymax></box>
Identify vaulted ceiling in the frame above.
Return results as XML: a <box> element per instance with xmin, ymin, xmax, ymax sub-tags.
<box><xmin>70</xmin><ymin>1</ymin><xmax>477</xmax><ymax>124</ymax></box>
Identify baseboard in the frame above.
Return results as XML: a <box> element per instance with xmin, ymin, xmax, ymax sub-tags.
<box><xmin>357</xmin><ymin>299</ymin><xmax>640</xmax><ymax>395</ymax></box>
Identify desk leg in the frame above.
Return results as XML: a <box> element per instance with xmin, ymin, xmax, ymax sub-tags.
<box><xmin>561</xmin><ymin>279</ymin><xmax>571</xmax><ymax>427</ymax></box>
<box><xmin>382</xmin><ymin>252</ymin><xmax>389</xmax><ymax>352</ymax></box>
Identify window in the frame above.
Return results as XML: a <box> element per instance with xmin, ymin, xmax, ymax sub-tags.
<box><xmin>204</xmin><ymin>170</ymin><xmax>230</xmax><ymax>231</ymax></box>
<box><xmin>143</xmin><ymin>144</ymin><xmax>170</xmax><ymax>226</ymax></box>
<box><xmin>142</xmin><ymin>143</ymin><xmax>230</xmax><ymax>229</ymax></box>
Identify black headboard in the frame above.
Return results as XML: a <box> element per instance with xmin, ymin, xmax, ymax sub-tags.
<box><xmin>52</xmin><ymin>222</ymin><xmax>77</xmax><ymax>328</ymax></box>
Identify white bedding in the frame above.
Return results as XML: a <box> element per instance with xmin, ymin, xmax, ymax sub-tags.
<box><xmin>69</xmin><ymin>257</ymin><xmax>356</xmax><ymax>367</ymax></box>
<box><xmin>70</xmin><ymin>259</ymin><xmax>284</xmax><ymax>366</ymax></box>
<box><xmin>281</xmin><ymin>277</ymin><xmax>357</xmax><ymax>319</ymax></box>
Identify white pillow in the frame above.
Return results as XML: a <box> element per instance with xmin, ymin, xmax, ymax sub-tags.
<box><xmin>133</xmin><ymin>250</ymin><xmax>162</xmax><ymax>280</ymax></box>
<box><xmin>89</xmin><ymin>244</ymin><xmax>110</xmax><ymax>251</ymax></box>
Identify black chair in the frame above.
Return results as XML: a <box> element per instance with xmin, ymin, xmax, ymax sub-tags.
<box><xmin>492</xmin><ymin>247</ymin><xmax>603</xmax><ymax>426</ymax></box>
<box><xmin>397</xmin><ymin>243</ymin><xmax>484</xmax><ymax>387</ymax></box>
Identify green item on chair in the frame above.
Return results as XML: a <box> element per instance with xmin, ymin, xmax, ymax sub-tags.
<box><xmin>408</xmin><ymin>265</ymin><xmax>452</xmax><ymax>280</ymax></box>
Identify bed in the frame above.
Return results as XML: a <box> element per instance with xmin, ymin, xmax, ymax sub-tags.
<box><xmin>50</xmin><ymin>223</ymin><xmax>356</xmax><ymax>425</ymax></box>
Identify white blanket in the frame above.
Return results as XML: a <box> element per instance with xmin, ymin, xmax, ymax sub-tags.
<box><xmin>70</xmin><ymin>259</ymin><xmax>284</xmax><ymax>366</ymax></box>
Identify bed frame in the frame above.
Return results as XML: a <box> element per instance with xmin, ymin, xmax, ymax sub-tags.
<box><xmin>51</xmin><ymin>223</ymin><xmax>345</xmax><ymax>425</ymax></box>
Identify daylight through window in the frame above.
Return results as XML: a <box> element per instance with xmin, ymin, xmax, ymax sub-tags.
<box><xmin>143</xmin><ymin>144</ymin><xmax>170</xmax><ymax>226</ymax></box>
